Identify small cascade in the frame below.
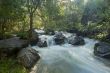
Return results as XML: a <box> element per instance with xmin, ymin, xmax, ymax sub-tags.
<box><xmin>31</xmin><ymin>32</ymin><xmax>110</xmax><ymax>73</ymax></box>
<box><xmin>39</xmin><ymin>35</ymin><xmax>55</xmax><ymax>46</ymax></box>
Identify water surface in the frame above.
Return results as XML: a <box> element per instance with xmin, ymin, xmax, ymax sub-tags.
<box><xmin>32</xmin><ymin>35</ymin><xmax>110</xmax><ymax>73</ymax></box>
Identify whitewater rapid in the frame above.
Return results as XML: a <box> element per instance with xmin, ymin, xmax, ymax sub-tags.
<box><xmin>31</xmin><ymin>34</ymin><xmax>110</xmax><ymax>73</ymax></box>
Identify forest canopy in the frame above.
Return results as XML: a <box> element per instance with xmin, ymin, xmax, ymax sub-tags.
<box><xmin>0</xmin><ymin>0</ymin><xmax>110</xmax><ymax>42</ymax></box>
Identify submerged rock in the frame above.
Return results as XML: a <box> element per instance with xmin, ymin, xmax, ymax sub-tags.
<box><xmin>94</xmin><ymin>42</ymin><xmax>110</xmax><ymax>58</ymax></box>
<box><xmin>68</xmin><ymin>35</ymin><xmax>85</xmax><ymax>46</ymax></box>
<box><xmin>54</xmin><ymin>32</ymin><xmax>65</xmax><ymax>45</ymax></box>
<box><xmin>17</xmin><ymin>47</ymin><xmax>40</xmax><ymax>69</ymax></box>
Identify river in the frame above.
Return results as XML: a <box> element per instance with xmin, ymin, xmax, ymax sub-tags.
<box><xmin>31</xmin><ymin>33</ymin><xmax>110</xmax><ymax>73</ymax></box>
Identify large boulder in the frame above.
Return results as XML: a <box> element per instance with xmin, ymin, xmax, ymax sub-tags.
<box><xmin>68</xmin><ymin>35</ymin><xmax>85</xmax><ymax>46</ymax></box>
<box><xmin>0</xmin><ymin>37</ymin><xmax>28</xmax><ymax>57</ymax></box>
<box><xmin>54</xmin><ymin>32</ymin><xmax>65</xmax><ymax>45</ymax></box>
<box><xmin>17</xmin><ymin>47</ymin><xmax>40</xmax><ymax>69</ymax></box>
<box><xmin>94</xmin><ymin>42</ymin><xmax>110</xmax><ymax>58</ymax></box>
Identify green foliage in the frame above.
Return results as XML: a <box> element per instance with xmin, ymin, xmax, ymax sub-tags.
<box><xmin>16</xmin><ymin>31</ymin><xmax>28</xmax><ymax>39</ymax></box>
<box><xmin>0</xmin><ymin>58</ymin><xmax>26</xmax><ymax>73</ymax></box>
<box><xmin>0</xmin><ymin>0</ymin><xmax>109</xmax><ymax>43</ymax></box>
<box><xmin>0</xmin><ymin>0</ymin><xmax>26</xmax><ymax>39</ymax></box>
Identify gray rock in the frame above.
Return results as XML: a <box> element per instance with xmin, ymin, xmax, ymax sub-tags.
<box><xmin>68</xmin><ymin>35</ymin><xmax>85</xmax><ymax>46</ymax></box>
<box><xmin>37</xmin><ymin>41</ymin><xmax>47</xmax><ymax>47</ymax></box>
<box><xmin>0</xmin><ymin>37</ymin><xmax>28</xmax><ymax>57</ymax></box>
<box><xmin>17</xmin><ymin>47</ymin><xmax>40</xmax><ymax>69</ymax></box>
<box><xmin>94</xmin><ymin>42</ymin><xmax>110</xmax><ymax>58</ymax></box>
<box><xmin>0</xmin><ymin>37</ymin><xmax>28</xmax><ymax>48</ymax></box>
<box><xmin>54</xmin><ymin>32</ymin><xmax>65</xmax><ymax>45</ymax></box>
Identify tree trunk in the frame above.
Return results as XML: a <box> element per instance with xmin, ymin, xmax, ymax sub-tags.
<box><xmin>29</xmin><ymin>13</ymin><xmax>33</xmax><ymax>44</ymax></box>
<box><xmin>0</xmin><ymin>19</ymin><xmax>6</xmax><ymax>39</ymax></box>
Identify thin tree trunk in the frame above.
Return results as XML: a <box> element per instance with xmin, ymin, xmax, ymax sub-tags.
<box><xmin>1</xmin><ymin>19</ymin><xmax>5</xmax><ymax>39</ymax></box>
<box><xmin>29</xmin><ymin>13</ymin><xmax>33</xmax><ymax>44</ymax></box>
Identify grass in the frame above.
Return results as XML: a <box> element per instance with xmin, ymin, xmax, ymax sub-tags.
<box><xmin>0</xmin><ymin>58</ymin><xmax>27</xmax><ymax>73</ymax></box>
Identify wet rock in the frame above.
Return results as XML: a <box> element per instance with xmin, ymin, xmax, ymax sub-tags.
<box><xmin>68</xmin><ymin>35</ymin><xmax>85</xmax><ymax>46</ymax></box>
<box><xmin>37</xmin><ymin>36</ymin><xmax>48</xmax><ymax>47</ymax></box>
<box><xmin>94</xmin><ymin>42</ymin><xmax>110</xmax><ymax>58</ymax></box>
<box><xmin>54</xmin><ymin>32</ymin><xmax>65</xmax><ymax>45</ymax></box>
<box><xmin>17</xmin><ymin>47</ymin><xmax>40</xmax><ymax>69</ymax></box>
<box><xmin>37</xmin><ymin>41</ymin><xmax>47</xmax><ymax>47</ymax></box>
<box><xmin>0</xmin><ymin>37</ymin><xmax>28</xmax><ymax>57</ymax></box>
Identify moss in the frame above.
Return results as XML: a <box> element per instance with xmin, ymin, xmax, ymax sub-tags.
<box><xmin>0</xmin><ymin>58</ymin><xmax>27</xmax><ymax>73</ymax></box>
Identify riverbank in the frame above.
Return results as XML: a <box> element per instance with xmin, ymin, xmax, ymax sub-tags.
<box><xmin>0</xmin><ymin>31</ymin><xmax>110</xmax><ymax>73</ymax></box>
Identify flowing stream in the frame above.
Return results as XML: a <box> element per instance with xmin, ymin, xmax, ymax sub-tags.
<box><xmin>31</xmin><ymin>33</ymin><xmax>110</xmax><ymax>73</ymax></box>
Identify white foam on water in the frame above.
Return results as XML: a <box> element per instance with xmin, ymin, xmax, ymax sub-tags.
<box><xmin>32</xmin><ymin>33</ymin><xmax>110</xmax><ymax>73</ymax></box>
